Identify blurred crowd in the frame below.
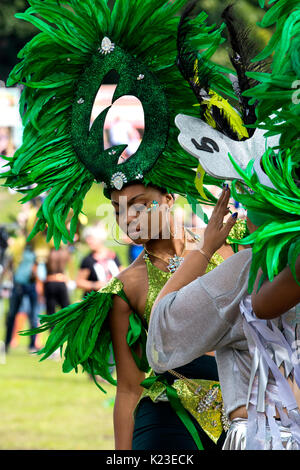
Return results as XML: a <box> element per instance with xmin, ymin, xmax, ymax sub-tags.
<box><xmin>0</xmin><ymin>199</ymin><xmax>133</xmax><ymax>356</ymax></box>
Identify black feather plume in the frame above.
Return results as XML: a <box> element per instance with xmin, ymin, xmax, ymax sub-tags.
<box><xmin>221</xmin><ymin>4</ymin><xmax>270</xmax><ymax>137</ymax></box>
<box><xmin>177</xmin><ymin>1</ymin><xmax>217</xmax><ymax>110</ymax></box>
<box><xmin>176</xmin><ymin>1</ymin><xmax>242</xmax><ymax>140</ymax></box>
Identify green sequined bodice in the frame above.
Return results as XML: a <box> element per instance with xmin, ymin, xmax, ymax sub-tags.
<box><xmin>143</xmin><ymin>256</ymin><xmax>172</xmax><ymax>324</ymax></box>
<box><xmin>143</xmin><ymin>250</ymin><xmax>225</xmax><ymax>325</ymax></box>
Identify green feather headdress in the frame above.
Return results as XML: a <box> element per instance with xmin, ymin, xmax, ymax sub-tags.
<box><xmin>230</xmin><ymin>149</ymin><xmax>300</xmax><ymax>292</ymax></box>
<box><xmin>230</xmin><ymin>0</ymin><xmax>300</xmax><ymax>291</ymax></box>
<box><xmin>1</xmin><ymin>0</ymin><xmax>228</xmax><ymax>248</ymax></box>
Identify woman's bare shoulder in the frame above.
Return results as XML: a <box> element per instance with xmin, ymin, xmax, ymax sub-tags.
<box><xmin>116</xmin><ymin>251</ymin><xmax>147</xmax><ymax>300</ymax></box>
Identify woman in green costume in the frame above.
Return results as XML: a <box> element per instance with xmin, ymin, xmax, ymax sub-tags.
<box><xmin>1</xmin><ymin>0</ymin><xmax>260</xmax><ymax>450</ymax></box>
<box><xmin>106</xmin><ymin>181</ymin><xmax>240</xmax><ymax>449</ymax></box>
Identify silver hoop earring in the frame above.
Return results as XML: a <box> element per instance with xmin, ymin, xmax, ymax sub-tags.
<box><xmin>165</xmin><ymin>205</ymin><xmax>175</xmax><ymax>239</ymax></box>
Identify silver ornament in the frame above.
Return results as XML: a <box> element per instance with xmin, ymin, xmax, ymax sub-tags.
<box><xmin>99</xmin><ymin>37</ymin><xmax>115</xmax><ymax>55</ymax></box>
<box><xmin>111</xmin><ymin>172</ymin><xmax>127</xmax><ymax>190</ymax></box>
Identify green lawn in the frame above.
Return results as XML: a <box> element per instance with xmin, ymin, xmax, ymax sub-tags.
<box><xmin>0</xmin><ymin>307</ymin><xmax>115</xmax><ymax>450</ymax></box>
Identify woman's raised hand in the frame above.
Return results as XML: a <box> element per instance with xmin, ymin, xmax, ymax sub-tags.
<box><xmin>202</xmin><ymin>186</ymin><xmax>237</xmax><ymax>258</ymax></box>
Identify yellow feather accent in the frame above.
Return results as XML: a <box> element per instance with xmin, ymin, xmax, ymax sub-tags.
<box><xmin>204</xmin><ymin>107</ymin><xmax>217</xmax><ymax>129</ymax></box>
<box><xmin>203</xmin><ymin>91</ymin><xmax>249</xmax><ymax>140</ymax></box>
<box><xmin>192</xmin><ymin>58</ymin><xmax>248</xmax><ymax>140</ymax></box>
<box><xmin>194</xmin><ymin>163</ymin><xmax>209</xmax><ymax>201</ymax></box>
<box><xmin>191</xmin><ymin>59</ymin><xmax>248</xmax><ymax>201</ymax></box>
<box><xmin>193</xmin><ymin>59</ymin><xmax>200</xmax><ymax>86</ymax></box>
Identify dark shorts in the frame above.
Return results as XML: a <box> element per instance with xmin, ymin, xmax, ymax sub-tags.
<box><xmin>44</xmin><ymin>281</ymin><xmax>70</xmax><ymax>315</ymax></box>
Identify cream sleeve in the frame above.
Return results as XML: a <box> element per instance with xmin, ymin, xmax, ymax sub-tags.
<box><xmin>146</xmin><ymin>249</ymin><xmax>252</xmax><ymax>373</ymax></box>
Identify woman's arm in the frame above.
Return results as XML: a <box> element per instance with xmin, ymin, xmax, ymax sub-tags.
<box><xmin>109</xmin><ymin>294</ymin><xmax>145</xmax><ymax>450</ymax></box>
<box><xmin>153</xmin><ymin>187</ymin><xmax>237</xmax><ymax>310</ymax></box>
<box><xmin>252</xmin><ymin>255</ymin><xmax>300</xmax><ymax>319</ymax></box>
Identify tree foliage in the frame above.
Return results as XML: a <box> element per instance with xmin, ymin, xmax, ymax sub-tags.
<box><xmin>0</xmin><ymin>0</ymin><xmax>271</xmax><ymax>82</ymax></box>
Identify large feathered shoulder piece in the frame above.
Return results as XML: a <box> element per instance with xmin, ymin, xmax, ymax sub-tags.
<box><xmin>230</xmin><ymin>148</ymin><xmax>300</xmax><ymax>292</ymax></box>
<box><xmin>1</xmin><ymin>0</ymin><xmax>224</xmax><ymax>247</ymax></box>
<box><xmin>229</xmin><ymin>0</ymin><xmax>300</xmax><ymax>291</ymax></box>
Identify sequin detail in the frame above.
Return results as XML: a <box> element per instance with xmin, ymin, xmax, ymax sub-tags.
<box><xmin>140</xmin><ymin>376</ymin><xmax>225</xmax><ymax>443</ymax></box>
<box><xmin>227</xmin><ymin>218</ymin><xmax>247</xmax><ymax>243</ymax></box>
<box><xmin>205</xmin><ymin>252</ymin><xmax>224</xmax><ymax>273</ymax></box>
<box><xmin>111</xmin><ymin>172</ymin><xmax>127</xmax><ymax>190</ymax></box>
<box><xmin>143</xmin><ymin>256</ymin><xmax>172</xmax><ymax>324</ymax></box>
<box><xmin>99</xmin><ymin>277</ymin><xmax>124</xmax><ymax>295</ymax></box>
<box><xmin>99</xmin><ymin>37</ymin><xmax>115</xmax><ymax>55</ymax></box>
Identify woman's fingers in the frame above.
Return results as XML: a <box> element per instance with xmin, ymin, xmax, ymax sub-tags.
<box><xmin>212</xmin><ymin>187</ymin><xmax>231</xmax><ymax>222</ymax></box>
<box><xmin>221</xmin><ymin>212</ymin><xmax>238</xmax><ymax>237</ymax></box>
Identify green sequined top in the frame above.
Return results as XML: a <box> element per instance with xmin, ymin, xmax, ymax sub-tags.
<box><xmin>143</xmin><ymin>251</ymin><xmax>224</xmax><ymax>324</ymax></box>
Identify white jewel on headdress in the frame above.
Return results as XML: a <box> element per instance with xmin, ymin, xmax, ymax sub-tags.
<box><xmin>99</xmin><ymin>37</ymin><xmax>115</xmax><ymax>55</ymax></box>
<box><xmin>111</xmin><ymin>172</ymin><xmax>127</xmax><ymax>190</ymax></box>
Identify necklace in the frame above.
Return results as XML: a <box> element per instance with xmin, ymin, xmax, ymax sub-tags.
<box><xmin>143</xmin><ymin>229</ymin><xmax>187</xmax><ymax>273</ymax></box>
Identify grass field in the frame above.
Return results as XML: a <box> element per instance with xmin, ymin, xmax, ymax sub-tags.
<box><xmin>0</xmin><ymin>303</ymin><xmax>115</xmax><ymax>450</ymax></box>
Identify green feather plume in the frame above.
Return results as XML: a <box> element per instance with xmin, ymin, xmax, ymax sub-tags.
<box><xmin>230</xmin><ymin>148</ymin><xmax>300</xmax><ymax>292</ymax></box>
<box><xmin>228</xmin><ymin>0</ymin><xmax>300</xmax><ymax>291</ymax></box>
<box><xmin>20</xmin><ymin>286</ymin><xmax>150</xmax><ymax>392</ymax></box>
<box><xmin>243</xmin><ymin>0</ymin><xmax>300</xmax><ymax>154</ymax></box>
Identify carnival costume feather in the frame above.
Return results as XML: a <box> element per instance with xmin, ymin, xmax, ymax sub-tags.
<box><xmin>229</xmin><ymin>0</ymin><xmax>300</xmax><ymax>291</ymax></box>
<box><xmin>174</xmin><ymin>2</ymin><xmax>300</xmax><ymax>450</ymax></box>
